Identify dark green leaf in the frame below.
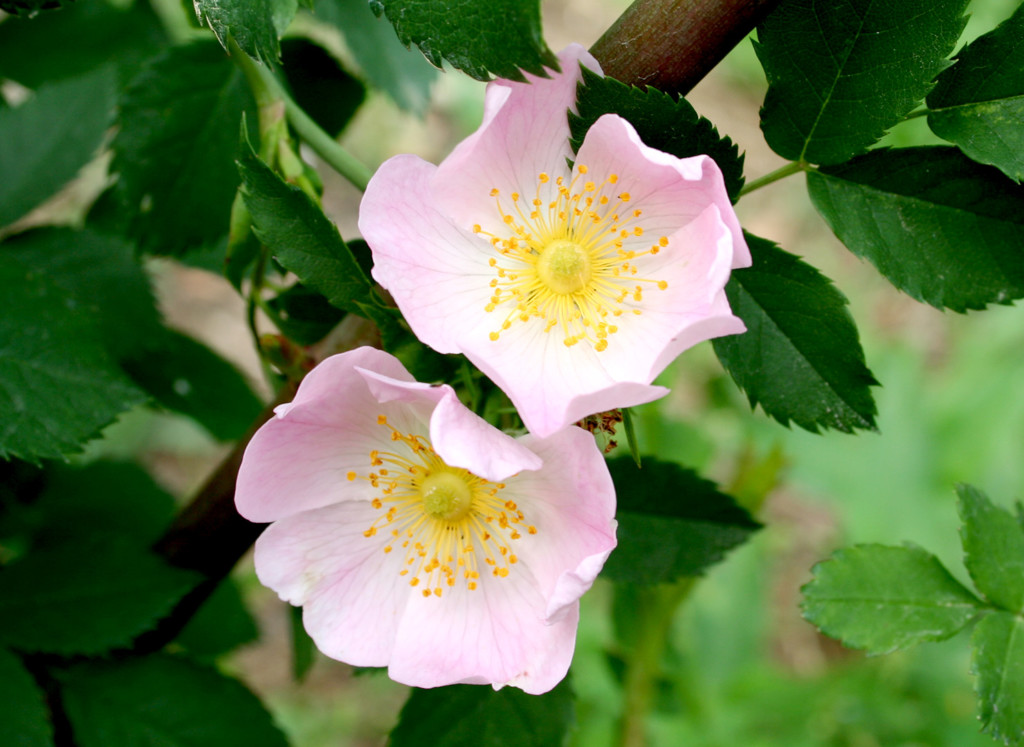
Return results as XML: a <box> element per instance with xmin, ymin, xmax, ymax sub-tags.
<box><xmin>122</xmin><ymin>329</ymin><xmax>263</xmax><ymax>442</ymax></box>
<box><xmin>175</xmin><ymin>580</ymin><xmax>259</xmax><ymax>660</ymax></box>
<box><xmin>0</xmin><ymin>647</ymin><xmax>52</xmax><ymax>747</ymax></box>
<box><xmin>194</xmin><ymin>0</ymin><xmax>296</xmax><ymax>64</ymax></box>
<box><xmin>957</xmin><ymin>484</ymin><xmax>1024</xmax><ymax>613</ymax></box>
<box><xmin>802</xmin><ymin>544</ymin><xmax>982</xmax><ymax>655</ymax></box>
<box><xmin>808</xmin><ymin>146</ymin><xmax>1024</xmax><ymax>311</ymax></box>
<box><xmin>602</xmin><ymin>458</ymin><xmax>760</xmax><ymax>584</ymax></box>
<box><xmin>113</xmin><ymin>42</ymin><xmax>256</xmax><ymax>255</ymax></box>
<box><xmin>0</xmin><ymin>0</ymin><xmax>74</xmax><ymax>16</ymax></box>
<box><xmin>370</xmin><ymin>0</ymin><xmax>557</xmax><ymax>82</ymax></box>
<box><xmin>59</xmin><ymin>654</ymin><xmax>288</xmax><ymax>747</ymax></box>
<box><xmin>268</xmin><ymin>283</ymin><xmax>346</xmax><ymax>345</ymax></box>
<box><xmin>0</xmin><ymin>537</ymin><xmax>199</xmax><ymax>655</ymax></box>
<box><xmin>756</xmin><ymin>0</ymin><xmax>968</xmax><ymax>164</ymax></box>
<box><xmin>0</xmin><ymin>0</ymin><xmax>166</xmax><ymax>88</ymax></box>
<box><xmin>281</xmin><ymin>38</ymin><xmax>366</xmax><ymax>137</ymax></box>
<box><xmin>569</xmin><ymin>66</ymin><xmax>745</xmax><ymax>202</ymax></box>
<box><xmin>3</xmin><ymin>228</ymin><xmax>161</xmax><ymax>360</ymax></box>
<box><xmin>0</xmin><ymin>254</ymin><xmax>145</xmax><ymax>462</ymax></box>
<box><xmin>927</xmin><ymin>5</ymin><xmax>1024</xmax><ymax>182</ymax></box>
<box><xmin>289</xmin><ymin>604</ymin><xmax>316</xmax><ymax>681</ymax></box>
<box><xmin>0</xmin><ymin>66</ymin><xmax>116</xmax><ymax>228</ymax></box>
<box><xmin>389</xmin><ymin>678</ymin><xmax>574</xmax><ymax>746</ymax></box>
<box><xmin>971</xmin><ymin>611</ymin><xmax>1024</xmax><ymax>745</ymax></box>
<box><xmin>315</xmin><ymin>0</ymin><xmax>437</xmax><ymax>113</ymax></box>
<box><xmin>712</xmin><ymin>233</ymin><xmax>877</xmax><ymax>433</ymax></box>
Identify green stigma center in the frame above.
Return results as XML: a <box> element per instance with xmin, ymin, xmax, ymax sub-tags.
<box><xmin>419</xmin><ymin>471</ymin><xmax>474</xmax><ymax>521</ymax></box>
<box><xmin>536</xmin><ymin>239</ymin><xmax>592</xmax><ymax>295</ymax></box>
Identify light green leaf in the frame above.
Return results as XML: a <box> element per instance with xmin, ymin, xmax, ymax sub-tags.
<box><xmin>0</xmin><ymin>254</ymin><xmax>145</xmax><ymax>462</ymax></box>
<box><xmin>808</xmin><ymin>146</ymin><xmax>1024</xmax><ymax>311</ymax></box>
<box><xmin>712</xmin><ymin>234</ymin><xmax>877</xmax><ymax>433</ymax></box>
<box><xmin>756</xmin><ymin>0</ymin><xmax>968</xmax><ymax>164</ymax></box>
<box><xmin>958</xmin><ymin>484</ymin><xmax>1024</xmax><ymax>613</ymax></box>
<box><xmin>0</xmin><ymin>647</ymin><xmax>52</xmax><ymax>747</ymax></box>
<box><xmin>928</xmin><ymin>4</ymin><xmax>1024</xmax><ymax>182</ymax></box>
<box><xmin>971</xmin><ymin>611</ymin><xmax>1024</xmax><ymax>745</ymax></box>
<box><xmin>0</xmin><ymin>66</ymin><xmax>116</xmax><ymax>228</ymax></box>
<box><xmin>802</xmin><ymin>544</ymin><xmax>982</xmax><ymax>655</ymax></box>
<box><xmin>370</xmin><ymin>0</ymin><xmax>557</xmax><ymax>81</ymax></box>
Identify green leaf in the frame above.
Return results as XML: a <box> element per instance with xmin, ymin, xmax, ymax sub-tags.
<box><xmin>315</xmin><ymin>0</ymin><xmax>437</xmax><ymax>113</ymax></box>
<box><xmin>389</xmin><ymin>678</ymin><xmax>574</xmax><ymax>746</ymax></box>
<box><xmin>193</xmin><ymin>0</ymin><xmax>297</xmax><ymax>64</ymax></box>
<box><xmin>289</xmin><ymin>604</ymin><xmax>316</xmax><ymax>681</ymax></box>
<box><xmin>808</xmin><ymin>146</ymin><xmax>1024</xmax><ymax>311</ymax></box>
<box><xmin>957</xmin><ymin>484</ymin><xmax>1024</xmax><ymax>613</ymax></box>
<box><xmin>0</xmin><ymin>254</ymin><xmax>146</xmax><ymax>462</ymax></box>
<box><xmin>0</xmin><ymin>65</ymin><xmax>116</xmax><ymax>228</ymax></box>
<box><xmin>370</xmin><ymin>0</ymin><xmax>557</xmax><ymax>82</ymax></box>
<box><xmin>3</xmin><ymin>228</ymin><xmax>162</xmax><ymax>360</ymax></box>
<box><xmin>569</xmin><ymin>66</ymin><xmax>745</xmax><ymax>202</ymax></box>
<box><xmin>59</xmin><ymin>654</ymin><xmax>288</xmax><ymax>747</ymax></box>
<box><xmin>0</xmin><ymin>0</ymin><xmax>166</xmax><ymax>88</ymax></box>
<box><xmin>268</xmin><ymin>283</ymin><xmax>346</xmax><ymax>345</ymax></box>
<box><xmin>802</xmin><ymin>544</ymin><xmax>982</xmax><ymax>655</ymax></box>
<box><xmin>712</xmin><ymin>233</ymin><xmax>877</xmax><ymax>433</ymax></box>
<box><xmin>0</xmin><ymin>537</ymin><xmax>199</xmax><ymax>656</ymax></box>
<box><xmin>175</xmin><ymin>580</ymin><xmax>259</xmax><ymax>660</ymax></box>
<box><xmin>0</xmin><ymin>647</ymin><xmax>52</xmax><ymax>747</ymax></box>
<box><xmin>602</xmin><ymin>458</ymin><xmax>760</xmax><ymax>585</ymax></box>
<box><xmin>281</xmin><ymin>37</ymin><xmax>366</xmax><ymax>137</ymax></box>
<box><xmin>0</xmin><ymin>0</ymin><xmax>74</xmax><ymax>16</ymax></box>
<box><xmin>756</xmin><ymin>0</ymin><xmax>968</xmax><ymax>164</ymax></box>
<box><xmin>927</xmin><ymin>4</ymin><xmax>1024</xmax><ymax>182</ymax></box>
<box><xmin>121</xmin><ymin>329</ymin><xmax>263</xmax><ymax>442</ymax></box>
<box><xmin>971</xmin><ymin>611</ymin><xmax>1024</xmax><ymax>745</ymax></box>
<box><xmin>113</xmin><ymin>42</ymin><xmax>256</xmax><ymax>255</ymax></box>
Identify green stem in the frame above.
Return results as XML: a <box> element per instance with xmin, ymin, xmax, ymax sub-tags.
<box><xmin>616</xmin><ymin>579</ymin><xmax>697</xmax><ymax>747</ymax></box>
<box><xmin>228</xmin><ymin>40</ymin><xmax>373</xmax><ymax>192</ymax></box>
<box><xmin>739</xmin><ymin>161</ymin><xmax>809</xmax><ymax>197</ymax></box>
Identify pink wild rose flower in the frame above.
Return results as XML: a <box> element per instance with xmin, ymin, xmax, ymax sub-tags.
<box><xmin>234</xmin><ymin>347</ymin><xmax>617</xmax><ymax>694</ymax></box>
<box><xmin>359</xmin><ymin>44</ymin><xmax>750</xmax><ymax>437</ymax></box>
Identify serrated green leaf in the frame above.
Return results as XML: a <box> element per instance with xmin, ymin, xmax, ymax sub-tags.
<box><xmin>957</xmin><ymin>484</ymin><xmax>1024</xmax><ymax>613</ymax></box>
<box><xmin>194</xmin><ymin>0</ymin><xmax>296</xmax><ymax>64</ymax></box>
<box><xmin>370</xmin><ymin>0</ymin><xmax>557</xmax><ymax>82</ymax></box>
<box><xmin>315</xmin><ymin>0</ymin><xmax>437</xmax><ymax>113</ymax></box>
<box><xmin>0</xmin><ymin>647</ymin><xmax>53</xmax><ymax>747</ymax></box>
<box><xmin>175</xmin><ymin>580</ymin><xmax>259</xmax><ymax>661</ymax></box>
<box><xmin>59</xmin><ymin>654</ymin><xmax>288</xmax><ymax>747</ymax></box>
<box><xmin>602</xmin><ymin>458</ymin><xmax>760</xmax><ymax>585</ymax></box>
<box><xmin>808</xmin><ymin>146</ymin><xmax>1024</xmax><ymax>311</ymax></box>
<box><xmin>267</xmin><ymin>283</ymin><xmax>346</xmax><ymax>345</ymax></box>
<box><xmin>0</xmin><ymin>537</ymin><xmax>199</xmax><ymax>655</ymax></box>
<box><xmin>712</xmin><ymin>233</ymin><xmax>877</xmax><ymax>433</ymax></box>
<box><xmin>0</xmin><ymin>65</ymin><xmax>116</xmax><ymax>228</ymax></box>
<box><xmin>389</xmin><ymin>678</ymin><xmax>574</xmax><ymax>746</ymax></box>
<box><xmin>0</xmin><ymin>0</ymin><xmax>166</xmax><ymax>88</ymax></box>
<box><xmin>0</xmin><ymin>254</ymin><xmax>146</xmax><ymax>462</ymax></box>
<box><xmin>802</xmin><ymin>544</ymin><xmax>982</xmax><ymax>655</ymax></box>
<box><xmin>756</xmin><ymin>0</ymin><xmax>968</xmax><ymax>164</ymax></box>
<box><xmin>3</xmin><ymin>228</ymin><xmax>161</xmax><ymax>360</ymax></box>
<box><xmin>281</xmin><ymin>37</ymin><xmax>366</xmax><ymax>137</ymax></box>
<box><xmin>927</xmin><ymin>4</ymin><xmax>1024</xmax><ymax>182</ymax></box>
<box><xmin>113</xmin><ymin>42</ymin><xmax>256</xmax><ymax>255</ymax></box>
<box><xmin>569</xmin><ymin>66</ymin><xmax>745</xmax><ymax>202</ymax></box>
<box><xmin>971</xmin><ymin>610</ymin><xmax>1024</xmax><ymax>745</ymax></box>
<box><xmin>121</xmin><ymin>329</ymin><xmax>263</xmax><ymax>442</ymax></box>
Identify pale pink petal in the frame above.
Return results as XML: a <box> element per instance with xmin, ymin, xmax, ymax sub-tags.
<box><xmin>360</xmin><ymin>155</ymin><xmax>496</xmax><ymax>353</ymax></box>
<box><xmin>387</xmin><ymin>567</ymin><xmax>579</xmax><ymax>694</ymax></box>
<box><xmin>432</xmin><ymin>44</ymin><xmax>601</xmax><ymax>234</ymax></box>
<box><xmin>253</xmin><ymin>501</ymin><xmax>412</xmax><ymax>667</ymax></box>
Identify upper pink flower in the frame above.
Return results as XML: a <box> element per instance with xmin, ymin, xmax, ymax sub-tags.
<box><xmin>359</xmin><ymin>44</ymin><xmax>750</xmax><ymax>437</ymax></box>
<box><xmin>235</xmin><ymin>347</ymin><xmax>617</xmax><ymax>694</ymax></box>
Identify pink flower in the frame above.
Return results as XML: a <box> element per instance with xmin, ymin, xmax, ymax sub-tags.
<box><xmin>359</xmin><ymin>44</ymin><xmax>750</xmax><ymax>437</ymax></box>
<box><xmin>234</xmin><ymin>347</ymin><xmax>617</xmax><ymax>693</ymax></box>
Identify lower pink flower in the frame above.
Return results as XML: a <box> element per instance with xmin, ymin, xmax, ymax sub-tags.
<box><xmin>235</xmin><ymin>347</ymin><xmax>617</xmax><ymax>693</ymax></box>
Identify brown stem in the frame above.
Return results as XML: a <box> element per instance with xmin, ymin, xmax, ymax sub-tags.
<box><xmin>590</xmin><ymin>0</ymin><xmax>783</xmax><ymax>94</ymax></box>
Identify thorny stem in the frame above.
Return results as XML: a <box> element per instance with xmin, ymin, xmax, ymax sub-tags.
<box><xmin>739</xmin><ymin>160</ymin><xmax>810</xmax><ymax>197</ymax></box>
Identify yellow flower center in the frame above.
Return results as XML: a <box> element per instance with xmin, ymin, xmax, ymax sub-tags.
<box><xmin>474</xmin><ymin>164</ymin><xmax>671</xmax><ymax>352</ymax></box>
<box><xmin>350</xmin><ymin>415</ymin><xmax>536</xmax><ymax>598</ymax></box>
